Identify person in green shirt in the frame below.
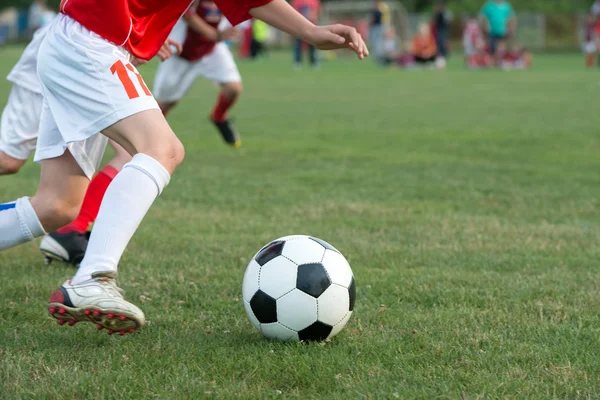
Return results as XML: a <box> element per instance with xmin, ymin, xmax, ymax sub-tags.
<box><xmin>479</xmin><ymin>0</ymin><xmax>516</xmax><ymax>54</ymax></box>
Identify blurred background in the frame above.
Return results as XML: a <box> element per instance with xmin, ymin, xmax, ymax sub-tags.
<box><xmin>0</xmin><ymin>0</ymin><xmax>597</xmax><ymax>53</ymax></box>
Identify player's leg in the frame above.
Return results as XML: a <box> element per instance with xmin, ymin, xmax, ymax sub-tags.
<box><xmin>0</xmin><ymin>131</ymin><xmax>90</xmax><ymax>251</ymax></box>
<box><xmin>11</xmin><ymin>15</ymin><xmax>183</xmax><ymax>333</ymax></box>
<box><xmin>309</xmin><ymin>45</ymin><xmax>317</xmax><ymax>67</ymax></box>
<box><xmin>203</xmin><ymin>43</ymin><xmax>243</xmax><ymax>147</ymax></box>
<box><xmin>0</xmin><ymin>85</ymin><xmax>42</xmax><ymax>175</ymax></box>
<box><xmin>40</xmin><ymin>141</ymin><xmax>132</xmax><ymax>265</ymax></box>
<box><xmin>0</xmin><ymin>152</ymin><xmax>26</xmax><ymax>175</ymax></box>
<box><xmin>154</xmin><ymin>55</ymin><xmax>198</xmax><ymax>117</ymax></box>
<box><xmin>293</xmin><ymin>38</ymin><xmax>302</xmax><ymax>67</ymax></box>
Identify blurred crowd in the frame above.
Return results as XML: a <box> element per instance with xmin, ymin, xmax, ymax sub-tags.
<box><xmin>372</xmin><ymin>0</ymin><xmax>532</xmax><ymax>70</ymax></box>
<box><xmin>583</xmin><ymin>0</ymin><xmax>600</xmax><ymax>68</ymax></box>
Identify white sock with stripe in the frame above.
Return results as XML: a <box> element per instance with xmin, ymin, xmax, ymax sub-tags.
<box><xmin>0</xmin><ymin>197</ymin><xmax>45</xmax><ymax>250</ymax></box>
<box><xmin>73</xmin><ymin>154</ymin><xmax>171</xmax><ymax>284</ymax></box>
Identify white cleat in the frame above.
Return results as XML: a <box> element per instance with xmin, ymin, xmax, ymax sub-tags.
<box><xmin>47</xmin><ymin>271</ymin><xmax>145</xmax><ymax>335</ymax></box>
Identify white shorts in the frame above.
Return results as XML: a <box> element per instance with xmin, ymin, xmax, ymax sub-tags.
<box><xmin>34</xmin><ymin>14</ymin><xmax>159</xmax><ymax>179</ymax></box>
<box><xmin>584</xmin><ymin>40</ymin><xmax>598</xmax><ymax>54</ymax></box>
<box><xmin>0</xmin><ymin>85</ymin><xmax>43</xmax><ymax>160</ymax></box>
<box><xmin>153</xmin><ymin>43</ymin><xmax>241</xmax><ymax>103</ymax></box>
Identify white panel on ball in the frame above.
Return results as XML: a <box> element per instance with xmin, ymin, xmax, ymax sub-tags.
<box><xmin>281</xmin><ymin>237</ymin><xmax>325</xmax><ymax>265</ymax></box>
<box><xmin>244</xmin><ymin>300</ymin><xmax>262</xmax><ymax>332</ymax></box>
<box><xmin>275</xmin><ymin>235</ymin><xmax>307</xmax><ymax>242</ymax></box>
<box><xmin>261</xmin><ymin>323</ymin><xmax>299</xmax><ymax>342</ymax></box>
<box><xmin>277</xmin><ymin>289</ymin><xmax>318</xmax><ymax>331</ymax></box>
<box><xmin>321</xmin><ymin>249</ymin><xmax>353</xmax><ymax>288</ymax></box>
<box><xmin>328</xmin><ymin>311</ymin><xmax>353</xmax><ymax>339</ymax></box>
<box><xmin>242</xmin><ymin>260</ymin><xmax>261</xmax><ymax>302</ymax></box>
<box><xmin>259</xmin><ymin>257</ymin><xmax>298</xmax><ymax>299</ymax></box>
<box><xmin>317</xmin><ymin>284</ymin><xmax>350</xmax><ymax>326</ymax></box>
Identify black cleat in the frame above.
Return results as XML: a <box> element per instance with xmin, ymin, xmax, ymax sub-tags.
<box><xmin>211</xmin><ymin>118</ymin><xmax>242</xmax><ymax>148</ymax></box>
<box><xmin>40</xmin><ymin>231</ymin><xmax>90</xmax><ymax>267</ymax></box>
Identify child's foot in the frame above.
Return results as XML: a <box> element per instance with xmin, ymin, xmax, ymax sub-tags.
<box><xmin>211</xmin><ymin>118</ymin><xmax>242</xmax><ymax>148</ymax></box>
<box><xmin>48</xmin><ymin>271</ymin><xmax>145</xmax><ymax>335</ymax></box>
<box><xmin>40</xmin><ymin>231</ymin><xmax>90</xmax><ymax>266</ymax></box>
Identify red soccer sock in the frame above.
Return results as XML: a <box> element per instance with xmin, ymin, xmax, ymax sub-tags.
<box><xmin>211</xmin><ymin>92</ymin><xmax>237</xmax><ymax>122</ymax></box>
<box><xmin>57</xmin><ymin>165</ymin><xmax>119</xmax><ymax>234</ymax></box>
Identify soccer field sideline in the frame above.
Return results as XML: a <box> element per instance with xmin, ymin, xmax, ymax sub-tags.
<box><xmin>1</xmin><ymin>49</ymin><xmax>600</xmax><ymax>398</ymax></box>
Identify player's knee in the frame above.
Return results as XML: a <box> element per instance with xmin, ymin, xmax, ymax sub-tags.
<box><xmin>223</xmin><ymin>82</ymin><xmax>243</xmax><ymax>99</ymax></box>
<box><xmin>170</xmin><ymin>137</ymin><xmax>186</xmax><ymax>167</ymax></box>
<box><xmin>147</xmin><ymin>136</ymin><xmax>185</xmax><ymax>173</ymax></box>
<box><xmin>0</xmin><ymin>153</ymin><xmax>25</xmax><ymax>175</ymax></box>
<box><xmin>0</xmin><ymin>162</ymin><xmax>23</xmax><ymax>175</ymax></box>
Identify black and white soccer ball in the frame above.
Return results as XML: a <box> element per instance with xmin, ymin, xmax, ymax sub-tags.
<box><xmin>242</xmin><ymin>235</ymin><xmax>356</xmax><ymax>342</ymax></box>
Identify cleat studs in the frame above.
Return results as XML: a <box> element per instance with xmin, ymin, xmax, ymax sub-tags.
<box><xmin>84</xmin><ymin>309</ymin><xmax>91</xmax><ymax>316</ymax></box>
<box><xmin>58</xmin><ymin>319</ymin><xmax>66</xmax><ymax>325</ymax></box>
<box><xmin>68</xmin><ymin>320</ymin><xmax>76</xmax><ymax>326</ymax></box>
<box><xmin>107</xmin><ymin>329</ymin><xmax>114</xmax><ymax>335</ymax></box>
<box><xmin>48</xmin><ymin>306</ymin><xmax>56</xmax><ymax>314</ymax></box>
<box><xmin>119</xmin><ymin>315</ymin><xmax>127</xmax><ymax>321</ymax></box>
<box><xmin>58</xmin><ymin>307</ymin><xmax>67</xmax><ymax>315</ymax></box>
<box><xmin>93</xmin><ymin>310</ymin><xmax>100</xmax><ymax>316</ymax></box>
<box><xmin>97</xmin><ymin>324</ymin><xmax>104</xmax><ymax>330</ymax></box>
<box><xmin>119</xmin><ymin>331</ymin><xmax>126</xmax><ymax>336</ymax></box>
<box><xmin>128</xmin><ymin>328</ymin><xmax>136</xmax><ymax>334</ymax></box>
<box><xmin>107</xmin><ymin>313</ymin><xmax>114</xmax><ymax>319</ymax></box>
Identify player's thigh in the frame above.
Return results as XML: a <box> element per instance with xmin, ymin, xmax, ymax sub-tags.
<box><xmin>37</xmin><ymin>15</ymin><xmax>161</xmax><ymax>170</ymax></box>
<box><xmin>0</xmin><ymin>85</ymin><xmax>42</xmax><ymax>161</ymax></box>
<box><xmin>101</xmin><ymin>109</ymin><xmax>184</xmax><ymax>174</ymax></box>
<box><xmin>198</xmin><ymin>43</ymin><xmax>242</xmax><ymax>84</ymax></box>
<box><xmin>153</xmin><ymin>56</ymin><xmax>198</xmax><ymax>103</ymax></box>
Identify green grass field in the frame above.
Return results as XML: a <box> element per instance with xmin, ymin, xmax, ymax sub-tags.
<box><xmin>1</xmin><ymin>48</ymin><xmax>600</xmax><ymax>399</ymax></box>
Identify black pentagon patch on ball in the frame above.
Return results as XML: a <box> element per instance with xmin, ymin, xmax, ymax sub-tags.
<box><xmin>348</xmin><ymin>277</ymin><xmax>356</xmax><ymax>311</ymax></box>
<box><xmin>309</xmin><ymin>237</ymin><xmax>340</xmax><ymax>253</ymax></box>
<box><xmin>255</xmin><ymin>241</ymin><xmax>285</xmax><ymax>266</ymax></box>
<box><xmin>296</xmin><ymin>263</ymin><xmax>331</xmax><ymax>298</ymax></box>
<box><xmin>299</xmin><ymin>321</ymin><xmax>333</xmax><ymax>341</ymax></box>
<box><xmin>250</xmin><ymin>290</ymin><xmax>277</xmax><ymax>323</ymax></box>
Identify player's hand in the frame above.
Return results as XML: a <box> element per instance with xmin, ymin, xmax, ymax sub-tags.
<box><xmin>218</xmin><ymin>27</ymin><xmax>239</xmax><ymax>42</ymax></box>
<box><xmin>131</xmin><ymin>57</ymin><xmax>148</xmax><ymax>67</ymax></box>
<box><xmin>306</xmin><ymin>24</ymin><xmax>369</xmax><ymax>60</ymax></box>
<box><xmin>157</xmin><ymin>39</ymin><xmax>183</xmax><ymax>62</ymax></box>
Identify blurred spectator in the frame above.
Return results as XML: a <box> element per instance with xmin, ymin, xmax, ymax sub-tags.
<box><xmin>411</xmin><ymin>23</ymin><xmax>437</xmax><ymax>65</ymax></box>
<box><xmin>28</xmin><ymin>0</ymin><xmax>46</xmax><ymax>32</ymax></box>
<box><xmin>592</xmin><ymin>0</ymin><xmax>600</xmax><ymax>17</ymax></box>
<box><xmin>291</xmin><ymin>0</ymin><xmax>321</xmax><ymax>67</ymax></box>
<box><xmin>463</xmin><ymin>15</ymin><xmax>492</xmax><ymax>68</ymax></box>
<box><xmin>479</xmin><ymin>0</ymin><xmax>516</xmax><ymax>55</ymax></box>
<box><xmin>370</xmin><ymin>0</ymin><xmax>391</xmax><ymax>65</ymax></box>
<box><xmin>40</xmin><ymin>4</ymin><xmax>56</xmax><ymax>27</ymax></box>
<box><xmin>583</xmin><ymin>14</ymin><xmax>597</xmax><ymax>68</ymax></box>
<box><xmin>432</xmin><ymin>0</ymin><xmax>451</xmax><ymax>62</ymax></box>
<box><xmin>496</xmin><ymin>42</ymin><xmax>531</xmax><ymax>69</ymax></box>
<box><xmin>382</xmin><ymin>26</ymin><xmax>399</xmax><ymax>65</ymax></box>
<box><xmin>251</xmin><ymin>19</ymin><xmax>268</xmax><ymax>59</ymax></box>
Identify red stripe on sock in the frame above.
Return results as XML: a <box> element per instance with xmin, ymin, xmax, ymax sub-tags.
<box><xmin>56</xmin><ymin>165</ymin><xmax>118</xmax><ymax>234</ymax></box>
<box><xmin>211</xmin><ymin>93</ymin><xmax>237</xmax><ymax>122</ymax></box>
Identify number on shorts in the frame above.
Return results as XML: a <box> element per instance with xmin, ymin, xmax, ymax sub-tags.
<box><xmin>110</xmin><ymin>60</ymin><xmax>152</xmax><ymax>99</ymax></box>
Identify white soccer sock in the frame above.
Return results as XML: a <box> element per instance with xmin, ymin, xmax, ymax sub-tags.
<box><xmin>0</xmin><ymin>197</ymin><xmax>45</xmax><ymax>250</ymax></box>
<box><xmin>73</xmin><ymin>154</ymin><xmax>171</xmax><ymax>284</ymax></box>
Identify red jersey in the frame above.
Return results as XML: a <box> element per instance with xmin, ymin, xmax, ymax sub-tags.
<box><xmin>60</xmin><ymin>0</ymin><xmax>270</xmax><ymax>60</ymax></box>
<box><xmin>180</xmin><ymin>1</ymin><xmax>222</xmax><ymax>62</ymax></box>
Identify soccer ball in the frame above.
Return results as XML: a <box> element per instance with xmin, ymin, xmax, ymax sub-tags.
<box><xmin>242</xmin><ymin>235</ymin><xmax>356</xmax><ymax>342</ymax></box>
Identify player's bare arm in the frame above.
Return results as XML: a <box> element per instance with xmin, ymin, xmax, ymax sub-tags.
<box><xmin>184</xmin><ymin>13</ymin><xmax>238</xmax><ymax>42</ymax></box>
<box><xmin>249</xmin><ymin>0</ymin><xmax>369</xmax><ymax>59</ymax></box>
